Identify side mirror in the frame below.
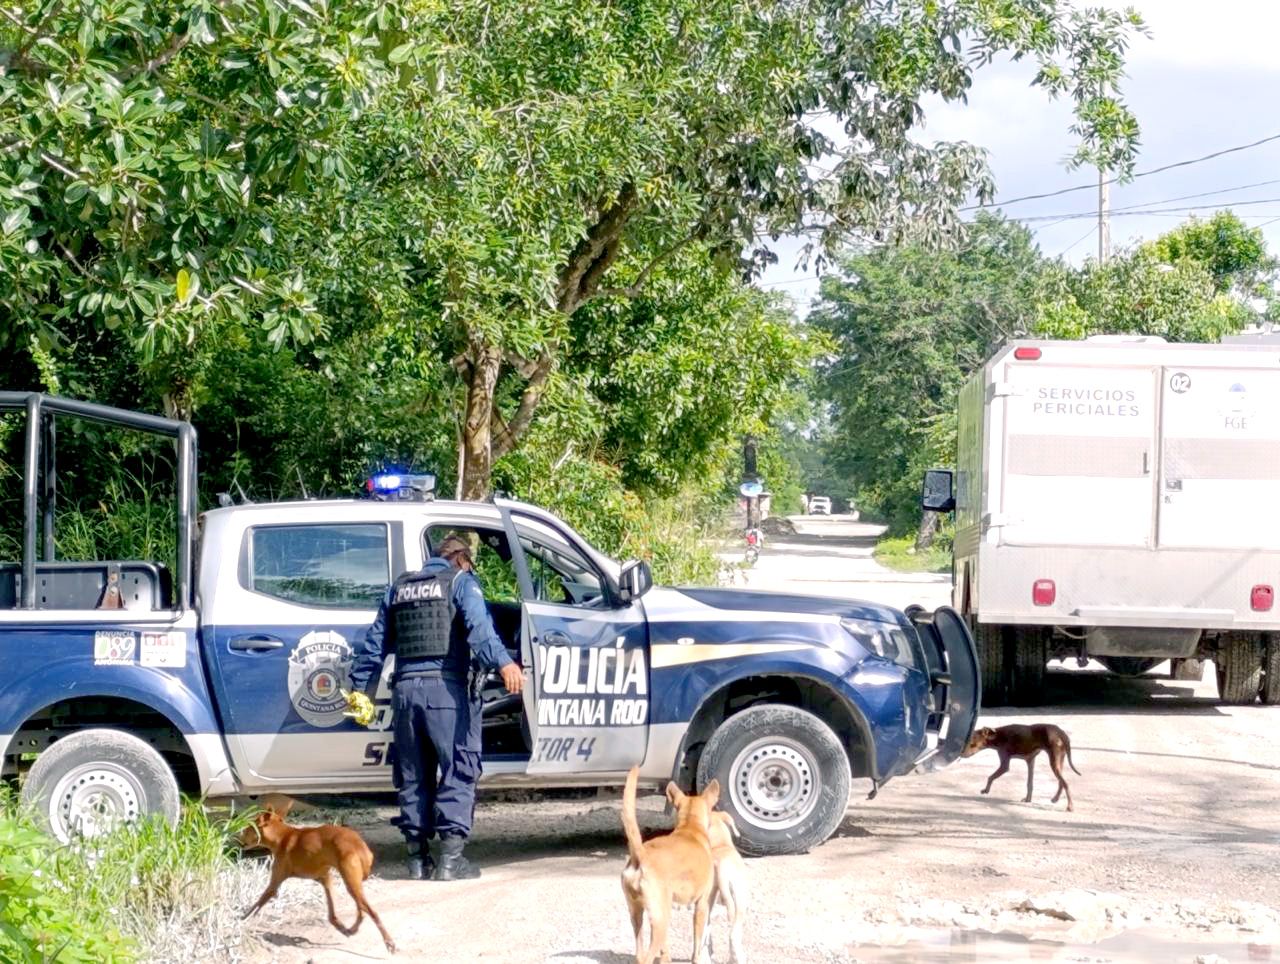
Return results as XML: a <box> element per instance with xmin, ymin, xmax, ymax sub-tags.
<box><xmin>921</xmin><ymin>469</ymin><xmax>955</xmax><ymax>513</ymax></box>
<box><xmin>617</xmin><ymin>559</ymin><xmax>653</xmax><ymax>603</ymax></box>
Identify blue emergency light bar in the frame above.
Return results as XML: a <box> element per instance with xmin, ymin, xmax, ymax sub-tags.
<box><xmin>365</xmin><ymin>472</ymin><xmax>437</xmax><ymax>501</ymax></box>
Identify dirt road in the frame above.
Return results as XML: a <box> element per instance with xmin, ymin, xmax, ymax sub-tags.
<box><xmin>242</xmin><ymin>517</ymin><xmax>1280</xmax><ymax>964</ymax></box>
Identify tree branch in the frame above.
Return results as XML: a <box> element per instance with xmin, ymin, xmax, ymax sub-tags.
<box><xmin>127</xmin><ymin>32</ymin><xmax>192</xmax><ymax>79</ymax></box>
<box><xmin>8</xmin><ymin>1</ymin><xmax>64</xmax><ymax>72</ymax></box>
<box><xmin>580</xmin><ymin>232</ymin><xmax>699</xmax><ymax>305</ymax></box>
<box><xmin>491</xmin><ymin>352</ymin><xmax>554</xmax><ymax>460</ymax></box>
<box><xmin>554</xmin><ymin>182</ymin><xmax>637</xmax><ymax>314</ymax></box>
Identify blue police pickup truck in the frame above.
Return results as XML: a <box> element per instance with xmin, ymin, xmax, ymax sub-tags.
<box><xmin>0</xmin><ymin>394</ymin><xmax>979</xmax><ymax>856</ymax></box>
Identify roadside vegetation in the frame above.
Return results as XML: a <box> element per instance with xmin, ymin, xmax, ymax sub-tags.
<box><xmin>872</xmin><ymin>533</ymin><xmax>953</xmax><ymax>576</ymax></box>
<box><xmin>0</xmin><ymin>788</ymin><xmax>262</xmax><ymax>964</ymax></box>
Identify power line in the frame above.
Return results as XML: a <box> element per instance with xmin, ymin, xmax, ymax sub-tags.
<box><xmin>1107</xmin><ymin>178</ymin><xmax>1280</xmax><ymax>212</ymax></box>
<box><xmin>1057</xmin><ymin>225</ymin><xmax>1097</xmax><ymax>259</ymax></box>
<box><xmin>1019</xmin><ymin>195</ymin><xmax>1280</xmax><ymax>223</ymax></box>
<box><xmin>962</xmin><ymin>133</ymin><xmax>1280</xmax><ymax>211</ymax></box>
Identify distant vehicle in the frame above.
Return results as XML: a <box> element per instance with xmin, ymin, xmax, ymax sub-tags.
<box><xmin>923</xmin><ymin>337</ymin><xmax>1280</xmax><ymax>708</ymax></box>
<box><xmin>809</xmin><ymin>496</ymin><xmax>832</xmax><ymax>515</ymax></box>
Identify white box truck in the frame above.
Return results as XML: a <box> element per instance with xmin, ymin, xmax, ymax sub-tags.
<box><xmin>922</xmin><ymin>336</ymin><xmax>1280</xmax><ymax>706</ymax></box>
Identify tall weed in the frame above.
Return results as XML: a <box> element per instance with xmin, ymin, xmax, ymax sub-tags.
<box><xmin>0</xmin><ymin>791</ymin><xmax>259</xmax><ymax>964</ymax></box>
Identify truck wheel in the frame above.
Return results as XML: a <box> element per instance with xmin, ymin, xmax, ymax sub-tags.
<box><xmin>974</xmin><ymin>622</ymin><xmax>1006</xmax><ymax>707</ymax></box>
<box><xmin>696</xmin><ymin>704</ymin><xmax>850</xmax><ymax>857</ymax></box>
<box><xmin>1172</xmin><ymin>658</ymin><xmax>1204</xmax><ymax>681</ymax></box>
<box><xmin>1215</xmin><ymin>632</ymin><xmax>1263</xmax><ymax>705</ymax></box>
<box><xmin>20</xmin><ymin>729</ymin><xmax>180</xmax><ymax>843</ymax></box>
<box><xmin>1263</xmin><ymin>635</ymin><xmax>1280</xmax><ymax>706</ymax></box>
<box><xmin>1098</xmin><ymin>657</ymin><xmax>1162</xmax><ymax>678</ymax></box>
<box><xmin>1009</xmin><ymin>627</ymin><xmax>1046</xmax><ymax>706</ymax></box>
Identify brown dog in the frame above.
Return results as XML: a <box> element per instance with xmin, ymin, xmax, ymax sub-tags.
<box><xmin>962</xmin><ymin>723</ymin><xmax>1081</xmax><ymax>811</ymax></box>
<box><xmin>241</xmin><ymin>805</ymin><xmax>395</xmax><ymax>953</ymax></box>
<box><xmin>621</xmin><ymin>766</ymin><xmax>719</xmax><ymax>964</ymax></box>
<box><xmin>700</xmin><ymin>810</ymin><xmax>749</xmax><ymax>964</ymax></box>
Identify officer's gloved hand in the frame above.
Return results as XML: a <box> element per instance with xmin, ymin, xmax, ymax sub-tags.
<box><xmin>341</xmin><ymin>689</ymin><xmax>376</xmax><ymax>727</ymax></box>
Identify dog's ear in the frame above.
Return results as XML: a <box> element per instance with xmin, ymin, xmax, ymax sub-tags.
<box><xmin>702</xmin><ymin>779</ymin><xmax>721</xmax><ymax>808</ymax></box>
<box><xmin>261</xmin><ymin>793</ymin><xmax>296</xmax><ymax>818</ymax></box>
<box><xmin>664</xmin><ymin>782</ymin><xmax>685</xmax><ymax>807</ymax></box>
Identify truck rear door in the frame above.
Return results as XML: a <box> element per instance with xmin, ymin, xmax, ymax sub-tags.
<box><xmin>998</xmin><ymin>360</ymin><xmax>1158</xmax><ymax>546</ymax></box>
<box><xmin>1158</xmin><ymin>366</ymin><xmax>1280</xmax><ymax>548</ymax></box>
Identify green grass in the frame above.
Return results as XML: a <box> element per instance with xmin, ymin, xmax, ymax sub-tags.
<box><xmin>0</xmin><ymin>789</ymin><xmax>266</xmax><ymax>964</ymax></box>
<box><xmin>873</xmin><ymin>533</ymin><xmax>952</xmax><ymax>574</ymax></box>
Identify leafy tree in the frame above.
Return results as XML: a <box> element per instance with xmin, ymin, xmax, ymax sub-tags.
<box><xmin>563</xmin><ymin>253</ymin><xmax>816</xmax><ymax>495</ymax></box>
<box><xmin>1036</xmin><ymin>246</ymin><xmax>1254</xmax><ymax>343</ymax></box>
<box><xmin>813</xmin><ymin>214</ymin><xmax>1048</xmax><ymax>535</ymax></box>
<box><xmin>0</xmin><ymin>0</ymin><xmax>409</xmax><ymax>418</ymax></box>
<box><xmin>1145</xmin><ymin>210</ymin><xmax>1278</xmax><ymax>298</ymax></box>
<box><xmin>351</xmin><ymin>0</ymin><xmax>1146</xmax><ymax>498</ymax></box>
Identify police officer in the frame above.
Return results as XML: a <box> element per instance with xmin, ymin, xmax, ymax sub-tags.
<box><xmin>346</xmin><ymin>534</ymin><xmax>522</xmax><ymax>881</ymax></box>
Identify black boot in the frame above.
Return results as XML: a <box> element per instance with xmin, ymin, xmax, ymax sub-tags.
<box><xmin>405</xmin><ymin>842</ymin><xmax>435</xmax><ymax>880</ymax></box>
<box><xmin>431</xmin><ymin>836</ymin><xmax>480</xmax><ymax>881</ymax></box>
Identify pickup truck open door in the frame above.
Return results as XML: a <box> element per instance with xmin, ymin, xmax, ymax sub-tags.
<box><xmin>503</xmin><ymin>509</ymin><xmax>650</xmax><ymax>774</ymax></box>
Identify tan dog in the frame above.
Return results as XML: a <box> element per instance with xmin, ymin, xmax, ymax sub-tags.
<box><xmin>621</xmin><ymin>766</ymin><xmax>719</xmax><ymax>964</ymax></box>
<box><xmin>241</xmin><ymin>804</ymin><xmax>395</xmax><ymax>953</ymax></box>
<box><xmin>962</xmin><ymin>723</ymin><xmax>1081</xmax><ymax>811</ymax></box>
<box><xmin>699</xmin><ymin>810</ymin><xmax>749</xmax><ymax>964</ymax></box>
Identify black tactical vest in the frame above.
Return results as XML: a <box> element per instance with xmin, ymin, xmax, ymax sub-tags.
<box><xmin>389</xmin><ymin>567</ymin><xmax>458</xmax><ymax>660</ymax></box>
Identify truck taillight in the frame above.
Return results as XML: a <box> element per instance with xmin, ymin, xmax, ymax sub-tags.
<box><xmin>1252</xmin><ymin>585</ymin><xmax>1274</xmax><ymax>611</ymax></box>
<box><xmin>1013</xmin><ymin>347</ymin><xmax>1042</xmax><ymax>360</ymax></box>
<box><xmin>1032</xmin><ymin>579</ymin><xmax>1056</xmax><ymax>606</ymax></box>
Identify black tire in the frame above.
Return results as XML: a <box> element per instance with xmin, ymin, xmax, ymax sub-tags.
<box><xmin>1215</xmin><ymin>632</ymin><xmax>1263</xmax><ymax>705</ymax></box>
<box><xmin>1009</xmin><ymin>627</ymin><xmax>1046</xmax><ymax>706</ymax></box>
<box><xmin>1098</xmin><ymin>656</ymin><xmax>1162</xmax><ymax>678</ymax></box>
<box><xmin>1171</xmin><ymin>658</ymin><xmax>1204</xmax><ymax>681</ymax></box>
<box><xmin>20</xmin><ymin>729</ymin><xmax>180</xmax><ymax>842</ymax></box>
<box><xmin>696</xmin><ymin>704</ymin><xmax>850</xmax><ymax>857</ymax></box>
<box><xmin>974</xmin><ymin>621</ymin><xmax>1007</xmax><ymax>707</ymax></box>
<box><xmin>1263</xmin><ymin>634</ymin><xmax>1280</xmax><ymax>706</ymax></box>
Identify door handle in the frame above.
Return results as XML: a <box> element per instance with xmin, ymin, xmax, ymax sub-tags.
<box><xmin>230</xmin><ymin>634</ymin><xmax>284</xmax><ymax>652</ymax></box>
<box><xmin>541</xmin><ymin>630</ymin><xmax>572</xmax><ymax>647</ymax></box>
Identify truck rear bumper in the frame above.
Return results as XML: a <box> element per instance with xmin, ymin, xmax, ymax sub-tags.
<box><xmin>972</xmin><ymin>546</ymin><xmax>1280</xmax><ymax>632</ymax></box>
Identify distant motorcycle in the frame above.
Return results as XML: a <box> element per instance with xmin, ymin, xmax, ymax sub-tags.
<box><xmin>744</xmin><ymin>526</ymin><xmax>764</xmax><ymax>565</ymax></box>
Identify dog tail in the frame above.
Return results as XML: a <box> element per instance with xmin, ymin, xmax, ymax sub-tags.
<box><xmin>1063</xmin><ymin>733</ymin><xmax>1082</xmax><ymax>775</ymax></box>
<box><xmin>621</xmin><ymin>765</ymin><xmax>645</xmax><ymax>861</ymax></box>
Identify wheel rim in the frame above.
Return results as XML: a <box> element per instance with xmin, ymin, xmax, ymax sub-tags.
<box><xmin>48</xmin><ymin>762</ymin><xmax>144</xmax><ymax>839</ymax></box>
<box><xmin>728</xmin><ymin>736</ymin><xmax>819</xmax><ymax>831</ymax></box>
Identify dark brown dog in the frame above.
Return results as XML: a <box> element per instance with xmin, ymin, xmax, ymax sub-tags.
<box><xmin>241</xmin><ymin>805</ymin><xmax>395</xmax><ymax>953</ymax></box>
<box><xmin>962</xmin><ymin>723</ymin><xmax>1081</xmax><ymax>811</ymax></box>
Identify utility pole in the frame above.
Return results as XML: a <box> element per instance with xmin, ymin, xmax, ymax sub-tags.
<box><xmin>1098</xmin><ymin>166</ymin><xmax>1111</xmax><ymax>263</ymax></box>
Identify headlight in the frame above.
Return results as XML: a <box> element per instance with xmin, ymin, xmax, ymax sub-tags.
<box><xmin>841</xmin><ymin>617</ymin><xmax>918</xmax><ymax>671</ymax></box>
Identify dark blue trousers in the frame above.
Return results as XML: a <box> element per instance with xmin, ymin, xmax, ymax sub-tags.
<box><xmin>391</xmin><ymin>675</ymin><xmax>481</xmax><ymax>844</ymax></box>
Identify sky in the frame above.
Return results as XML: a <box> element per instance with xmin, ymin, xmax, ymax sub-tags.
<box><xmin>759</xmin><ymin>0</ymin><xmax>1280</xmax><ymax>315</ymax></box>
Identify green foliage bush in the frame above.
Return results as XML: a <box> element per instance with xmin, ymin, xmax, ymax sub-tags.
<box><xmin>496</xmin><ymin>445</ymin><xmax>723</xmax><ymax>587</ymax></box>
<box><xmin>0</xmin><ymin>794</ymin><xmax>136</xmax><ymax>962</ymax></box>
<box><xmin>0</xmin><ymin>790</ymin><xmax>253</xmax><ymax>964</ymax></box>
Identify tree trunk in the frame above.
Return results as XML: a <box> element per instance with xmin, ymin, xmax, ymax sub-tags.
<box><xmin>459</xmin><ymin>340</ymin><xmax>502</xmax><ymax>501</ymax></box>
<box><xmin>915</xmin><ymin>509</ymin><xmax>939</xmax><ymax>551</ymax></box>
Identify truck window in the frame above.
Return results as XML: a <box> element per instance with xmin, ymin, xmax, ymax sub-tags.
<box><xmin>423</xmin><ymin>525</ymin><xmax>521</xmax><ymax>605</ymax></box>
<box><xmin>521</xmin><ymin>538</ymin><xmax>604</xmax><ymax>606</ymax></box>
<box><xmin>245</xmin><ymin>523</ymin><xmax>390</xmax><ymax>608</ymax></box>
